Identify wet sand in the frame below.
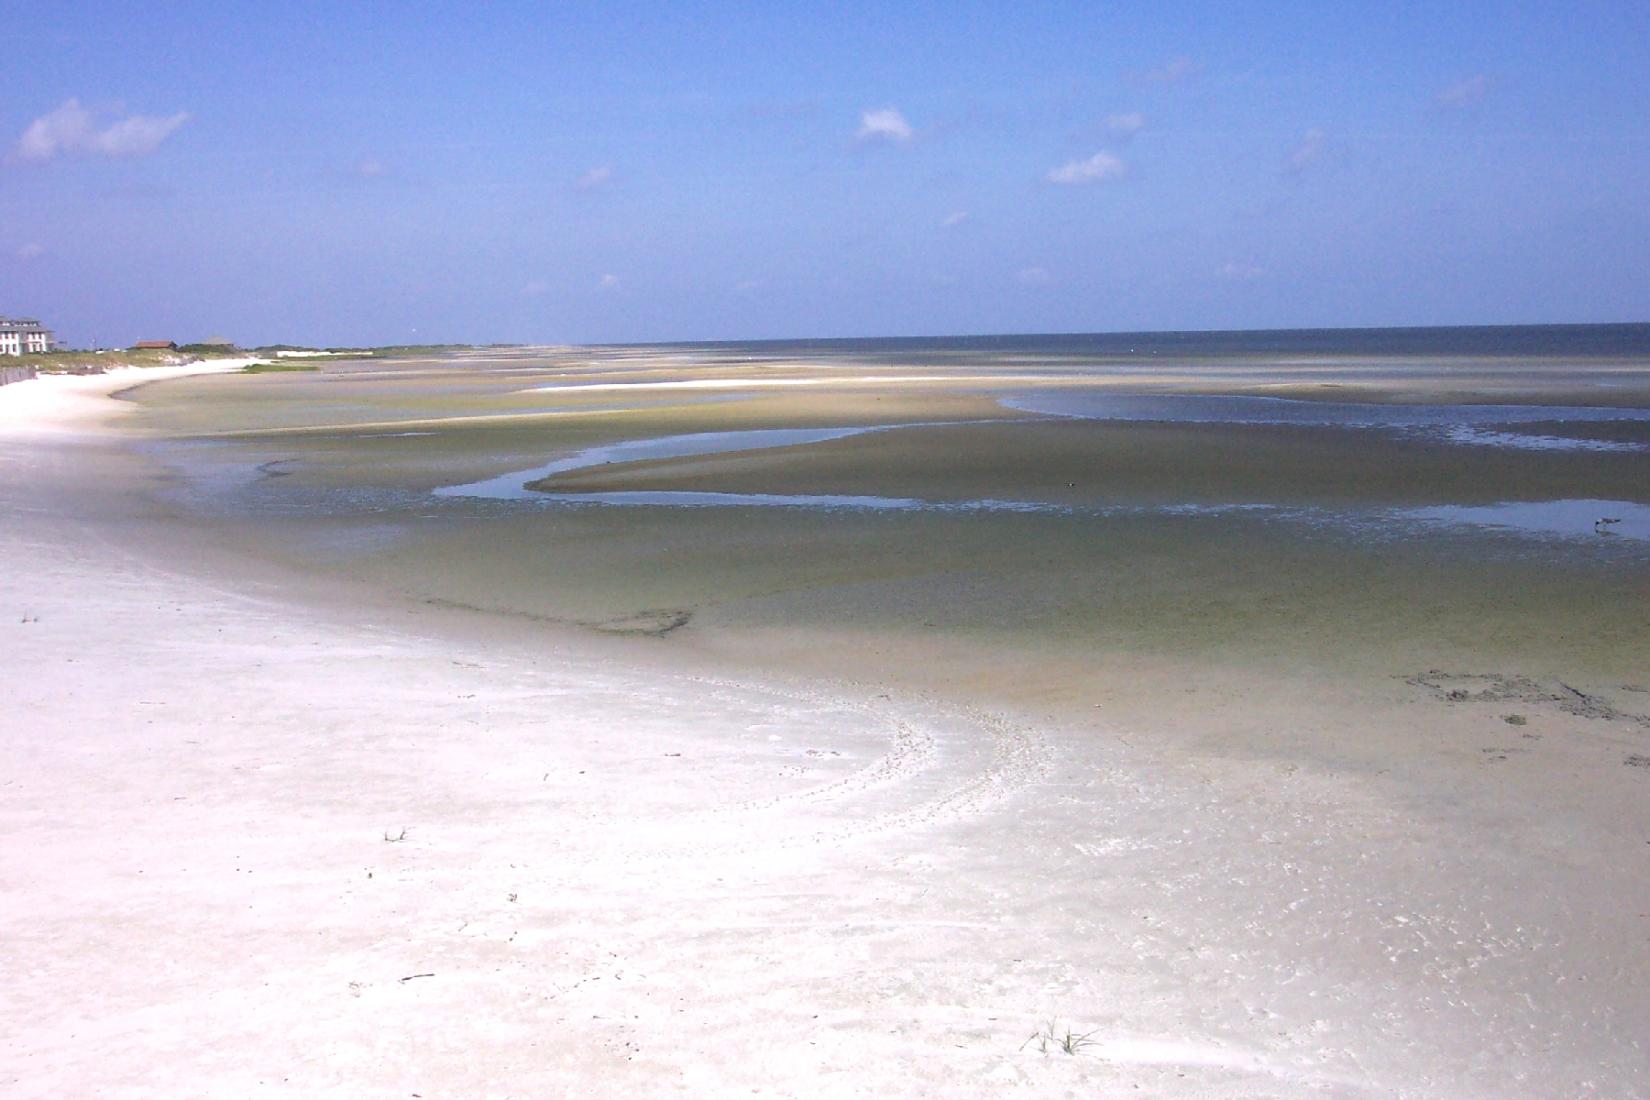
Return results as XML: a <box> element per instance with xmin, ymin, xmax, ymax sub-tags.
<box><xmin>4</xmin><ymin>350</ymin><xmax>1650</xmax><ymax>1096</ymax></box>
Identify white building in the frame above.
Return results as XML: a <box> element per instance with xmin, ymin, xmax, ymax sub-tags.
<box><xmin>0</xmin><ymin>317</ymin><xmax>55</xmax><ymax>356</ymax></box>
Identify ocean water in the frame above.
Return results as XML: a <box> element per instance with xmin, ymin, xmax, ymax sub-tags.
<box><xmin>646</xmin><ymin>322</ymin><xmax>1650</xmax><ymax>363</ymax></box>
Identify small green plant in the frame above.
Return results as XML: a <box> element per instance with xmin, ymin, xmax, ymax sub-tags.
<box><xmin>1020</xmin><ymin>1020</ymin><xmax>1098</xmax><ymax>1055</ymax></box>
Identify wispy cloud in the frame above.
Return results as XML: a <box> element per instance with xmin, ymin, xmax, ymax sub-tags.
<box><xmin>597</xmin><ymin>273</ymin><xmax>621</xmax><ymax>290</ymax></box>
<box><xmin>1015</xmin><ymin>266</ymin><xmax>1052</xmax><ymax>286</ymax></box>
<box><xmin>17</xmin><ymin>98</ymin><xmax>189</xmax><ymax>161</ymax></box>
<box><xmin>1047</xmin><ymin>151</ymin><xmax>1127</xmax><ymax>185</ymax></box>
<box><xmin>521</xmin><ymin>279</ymin><xmax>552</xmax><ymax>297</ymax></box>
<box><xmin>576</xmin><ymin>165</ymin><xmax>613</xmax><ymax>190</ymax></box>
<box><xmin>1287</xmin><ymin>128</ymin><xmax>1327</xmax><ymax>172</ymax></box>
<box><xmin>1436</xmin><ymin>74</ymin><xmax>1492</xmax><ymax>109</ymax></box>
<box><xmin>856</xmin><ymin>106</ymin><xmax>913</xmax><ymax>143</ymax></box>
<box><xmin>355</xmin><ymin>158</ymin><xmax>387</xmax><ymax>178</ymax></box>
<box><xmin>942</xmin><ymin>210</ymin><xmax>970</xmax><ymax>228</ymax></box>
<box><xmin>16</xmin><ymin>242</ymin><xmax>45</xmax><ymax>261</ymax></box>
<box><xmin>1140</xmin><ymin>57</ymin><xmax>1198</xmax><ymax>85</ymax></box>
<box><xmin>1105</xmin><ymin>112</ymin><xmax>1145</xmax><ymax>139</ymax></box>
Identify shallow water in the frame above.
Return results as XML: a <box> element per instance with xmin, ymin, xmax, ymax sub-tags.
<box><xmin>478</xmin><ymin>481</ymin><xmax>1650</xmax><ymax>545</ymax></box>
<box><xmin>426</xmin><ymin>414</ymin><xmax>1650</xmax><ymax>544</ymax></box>
<box><xmin>1003</xmin><ymin>392</ymin><xmax>1650</xmax><ymax>452</ymax></box>
<box><xmin>1401</xmin><ymin>499</ymin><xmax>1650</xmax><ymax>542</ymax></box>
<box><xmin>434</xmin><ymin>426</ymin><xmax>887</xmax><ymax>500</ymax></box>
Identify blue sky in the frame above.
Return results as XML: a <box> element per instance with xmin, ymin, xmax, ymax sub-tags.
<box><xmin>3</xmin><ymin>2</ymin><xmax>1647</xmax><ymax>346</ymax></box>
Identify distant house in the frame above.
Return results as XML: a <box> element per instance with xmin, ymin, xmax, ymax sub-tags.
<box><xmin>132</xmin><ymin>340</ymin><xmax>178</xmax><ymax>350</ymax></box>
<box><xmin>1</xmin><ymin>317</ymin><xmax>55</xmax><ymax>356</ymax></box>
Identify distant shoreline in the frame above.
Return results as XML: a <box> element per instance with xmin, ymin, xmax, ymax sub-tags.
<box><xmin>22</xmin><ymin>321</ymin><xmax>1649</xmax><ymax>366</ymax></box>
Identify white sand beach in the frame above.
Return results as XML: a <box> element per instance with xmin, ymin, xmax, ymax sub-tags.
<box><xmin>3</xmin><ymin>364</ymin><xmax>1649</xmax><ymax>1097</ymax></box>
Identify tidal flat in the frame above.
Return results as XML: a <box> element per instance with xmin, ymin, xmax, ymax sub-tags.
<box><xmin>130</xmin><ymin>335</ymin><xmax>1650</xmax><ymax>830</ymax></box>
<box><xmin>8</xmin><ymin>332</ymin><xmax>1650</xmax><ymax>1095</ymax></box>
<box><xmin>133</xmin><ymin>337</ymin><xmax>1650</xmax><ymax>697</ymax></box>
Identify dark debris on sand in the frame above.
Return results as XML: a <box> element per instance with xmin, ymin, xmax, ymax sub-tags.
<box><xmin>1406</xmin><ymin>670</ymin><xmax>1650</xmax><ymax>729</ymax></box>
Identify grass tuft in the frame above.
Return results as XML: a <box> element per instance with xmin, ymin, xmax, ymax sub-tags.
<box><xmin>1020</xmin><ymin>1020</ymin><xmax>1098</xmax><ymax>1056</ymax></box>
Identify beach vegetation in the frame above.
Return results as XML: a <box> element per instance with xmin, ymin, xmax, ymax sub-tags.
<box><xmin>1</xmin><ymin>348</ymin><xmax>196</xmax><ymax>373</ymax></box>
<box><xmin>357</xmin><ymin>343</ymin><xmax>472</xmax><ymax>358</ymax></box>
<box><xmin>241</xmin><ymin>361</ymin><xmax>320</xmax><ymax>373</ymax></box>
<box><xmin>1021</xmin><ymin>1020</ymin><xmax>1098</xmax><ymax>1055</ymax></box>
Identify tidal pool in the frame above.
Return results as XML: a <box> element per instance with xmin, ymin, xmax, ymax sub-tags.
<box><xmin>433</xmin><ymin>426</ymin><xmax>889</xmax><ymax>500</ymax></box>
<box><xmin>1400</xmin><ymin>499</ymin><xmax>1650</xmax><ymax>542</ymax></box>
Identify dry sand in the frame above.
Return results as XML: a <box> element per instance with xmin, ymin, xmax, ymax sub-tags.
<box><xmin>3</xmin><ymin>365</ymin><xmax>1649</xmax><ymax>1097</ymax></box>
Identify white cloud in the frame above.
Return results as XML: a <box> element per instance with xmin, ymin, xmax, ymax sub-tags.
<box><xmin>16</xmin><ymin>242</ymin><xmax>45</xmax><ymax>261</ymax></box>
<box><xmin>1436</xmin><ymin>74</ymin><xmax>1491</xmax><ymax>108</ymax></box>
<box><xmin>1047</xmin><ymin>151</ymin><xmax>1127</xmax><ymax>185</ymax></box>
<box><xmin>1288</xmin><ymin>128</ymin><xmax>1326</xmax><ymax>172</ymax></box>
<box><xmin>856</xmin><ymin>107</ymin><xmax>913</xmax><ymax>143</ymax></box>
<box><xmin>1105</xmin><ymin>112</ymin><xmax>1145</xmax><ymax>138</ymax></box>
<box><xmin>1016</xmin><ymin>266</ymin><xmax>1052</xmax><ymax>286</ymax></box>
<box><xmin>942</xmin><ymin>210</ymin><xmax>970</xmax><ymax>228</ymax></box>
<box><xmin>1141</xmin><ymin>57</ymin><xmax>1198</xmax><ymax>85</ymax></box>
<box><xmin>17</xmin><ymin>100</ymin><xmax>91</xmax><ymax>160</ymax></box>
<box><xmin>17</xmin><ymin>98</ymin><xmax>189</xmax><ymax>161</ymax></box>
<box><xmin>597</xmin><ymin>273</ymin><xmax>621</xmax><ymax>290</ymax></box>
<box><xmin>576</xmin><ymin>165</ymin><xmax>613</xmax><ymax>190</ymax></box>
<box><xmin>93</xmin><ymin>111</ymin><xmax>191</xmax><ymax>157</ymax></box>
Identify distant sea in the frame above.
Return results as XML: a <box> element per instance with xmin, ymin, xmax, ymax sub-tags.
<box><xmin>651</xmin><ymin>322</ymin><xmax>1650</xmax><ymax>360</ymax></box>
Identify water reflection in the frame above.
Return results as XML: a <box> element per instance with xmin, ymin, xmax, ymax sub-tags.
<box><xmin>1400</xmin><ymin>499</ymin><xmax>1650</xmax><ymax>541</ymax></box>
<box><xmin>434</xmin><ymin>426</ymin><xmax>885</xmax><ymax>500</ymax></box>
